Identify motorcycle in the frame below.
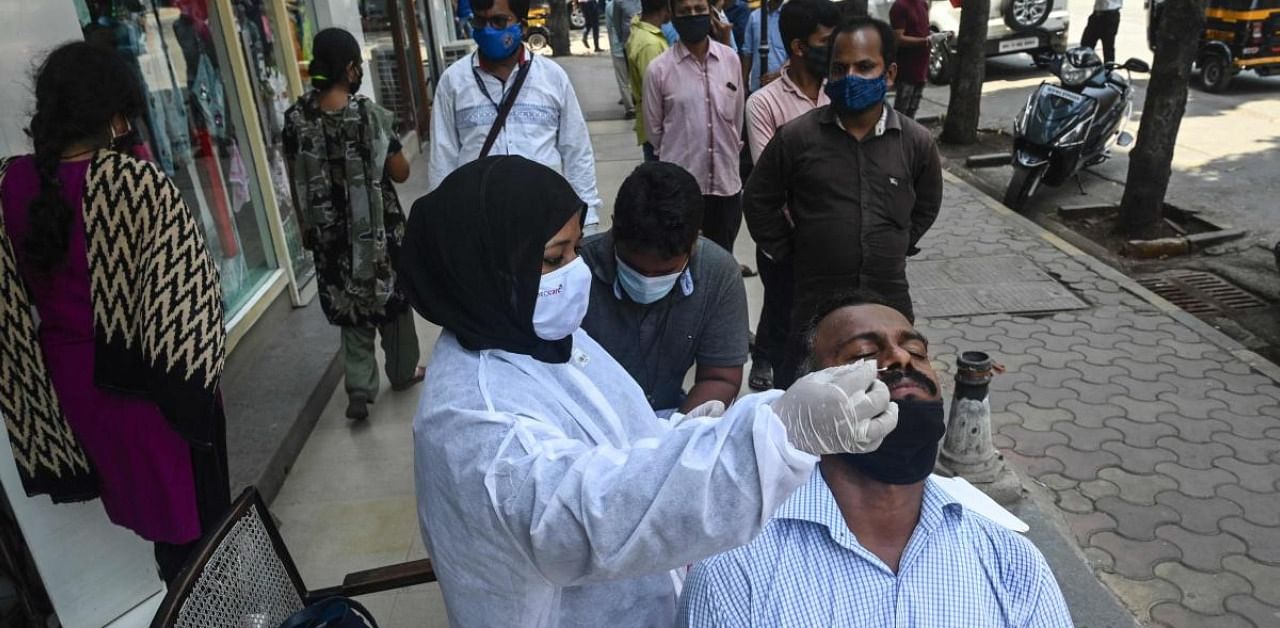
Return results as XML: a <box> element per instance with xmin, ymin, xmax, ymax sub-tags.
<box><xmin>1004</xmin><ymin>46</ymin><xmax>1151</xmax><ymax>211</ymax></box>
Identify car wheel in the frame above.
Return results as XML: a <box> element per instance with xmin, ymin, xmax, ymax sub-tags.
<box><xmin>570</xmin><ymin>4</ymin><xmax>586</xmax><ymax>29</ymax></box>
<box><xmin>929</xmin><ymin>43</ymin><xmax>954</xmax><ymax>85</ymax></box>
<box><xmin>1003</xmin><ymin>0</ymin><xmax>1052</xmax><ymax>32</ymax></box>
<box><xmin>1197</xmin><ymin>53</ymin><xmax>1233</xmax><ymax>92</ymax></box>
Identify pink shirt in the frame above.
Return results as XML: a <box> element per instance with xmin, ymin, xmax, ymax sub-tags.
<box><xmin>643</xmin><ymin>40</ymin><xmax>745</xmax><ymax>197</ymax></box>
<box><xmin>745</xmin><ymin>61</ymin><xmax>830</xmax><ymax>163</ymax></box>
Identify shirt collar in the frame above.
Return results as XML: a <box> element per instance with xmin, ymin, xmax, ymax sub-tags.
<box><xmin>774</xmin><ymin>467</ymin><xmax>963</xmax><ymax>552</ymax></box>
<box><xmin>776</xmin><ymin>61</ymin><xmax>825</xmax><ymax>106</ymax></box>
<box><xmin>819</xmin><ymin>102</ymin><xmax>900</xmax><ymax>138</ymax></box>
<box><xmin>470</xmin><ymin>46</ymin><xmax>530</xmax><ymax>76</ymax></box>
<box><xmin>633</xmin><ymin>18</ymin><xmax>664</xmax><ymax>37</ymax></box>
<box><xmin>675</xmin><ymin>39</ymin><xmax>722</xmax><ymax>63</ymax></box>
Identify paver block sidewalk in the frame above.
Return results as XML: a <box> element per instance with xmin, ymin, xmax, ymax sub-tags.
<box><xmin>913</xmin><ymin>175</ymin><xmax>1280</xmax><ymax>628</ymax></box>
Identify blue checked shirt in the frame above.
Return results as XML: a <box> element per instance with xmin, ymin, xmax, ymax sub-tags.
<box><xmin>677</xmin><ymin>469</ymin><xmax>1073</xmax><ymax>627</ymax></box>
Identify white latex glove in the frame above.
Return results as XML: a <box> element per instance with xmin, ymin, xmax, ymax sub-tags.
<box><xmin>667</xmin><ymin>399</ymin><xmax>727</xmax><ymax>427</ymax></box>
<box><xmin>770</xmin><ymin>360</ymin><xmax>899</xmax><ymax>455</ymax></box>
<box><xmin>685</xmin><ymin>400</ymin><xmax>726</xmax><ymax>419</ymax></box>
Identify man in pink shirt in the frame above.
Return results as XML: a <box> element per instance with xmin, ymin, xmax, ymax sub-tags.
<box><xmin>743</xmin><ymin>0</ymin><xmax>838</xmax><ymax>391</ymax></box>
<box><xmin>643</xmin><ymin>0</ymin><xmax>745</xmax><ymax>253</ymax></box>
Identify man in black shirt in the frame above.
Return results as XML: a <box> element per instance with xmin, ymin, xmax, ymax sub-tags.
<box><xmin>743</xmin><ymin>16</ymin><xmax>942</xmax><ymax>389</ymax></box>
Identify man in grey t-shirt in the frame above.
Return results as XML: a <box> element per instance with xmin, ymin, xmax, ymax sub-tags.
<box><xmin>581</xmin><ymin>163</ymin><xmax>749</xmax><ymax>414</ymax></box>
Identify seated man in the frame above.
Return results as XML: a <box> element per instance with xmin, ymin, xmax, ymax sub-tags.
<box><xmin>677</xmin><ymin>292</ymin><xmax>1073</xmax><ymax>627</ymax></box>
<box><xmin>581</xmin><ymin>162</ymin><xmax>749</xmax><ymax>415</ymax></box>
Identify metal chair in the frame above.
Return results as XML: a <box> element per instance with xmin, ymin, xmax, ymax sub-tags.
<box><xmin>151</xmin><ymin>487</ymin><xmax>435</xmax><ymax>628</ymax></box>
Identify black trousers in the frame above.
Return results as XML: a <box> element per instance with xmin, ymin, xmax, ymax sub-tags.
<box><xmin>753</xmin><ymin>248</ymin><xmax>794</xmax><ymax>367</ymax></box>
<box><xmin>154</xmin><ymin>398</ymin><xmax>232</xmax><ymax>584</ymax></box>
<box><xmin>581</xmin><ymin>1</ymin><xmax>601</xmax><ymax>49</ymax></box>
<box><xmin>702</xmin><ymin>193</ymin><xmax>743</xmax><ymax>254</ymax></box>
<box><xmin>1081</xmin><ymin>9</ymin><xmax>1121</xmax><ymax>63</ymax></box>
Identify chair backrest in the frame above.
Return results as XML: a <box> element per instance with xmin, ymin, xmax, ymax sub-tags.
<box><xmin>151</xmin><ymin>487</ymin><xmax>307</xmax><ymax>628</ymax></box>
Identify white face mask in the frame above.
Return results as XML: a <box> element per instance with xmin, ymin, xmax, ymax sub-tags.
<box><xmin>532</xmin><ymin>257</ymin><xmax>592</xmax><ymax>341</ymax></box>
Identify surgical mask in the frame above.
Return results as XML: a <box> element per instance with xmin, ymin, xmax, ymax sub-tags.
<box><xmin>801</xmin><ymin>44</ymin><xmax>829</xmax><ymax>80</ymax></box>
<box><xmin>842</xmin><ymin>398</ymin><xmax>946</xmax><ymax>484</ymax></box>
<box><xmin>672</xmin><ymin>14</ymin><xmax>712</xmax><ymax>44</ymax></box>
<box><xmin>825</xmin><ymin>73</ymin><xmax>888</xmax><ymax>114</ymax></box>
<box><xmin>615</xmin><ymin>255</ymin><xmax>683</xmax><ymax>304</ymax></box>
<box><xmin>532</xmin><ymin>257</ymin><xmax>592</xmax><ymax>340</ymax></box>
<box><xmin>474</xmin><ymin>23</ymin><xmax>523</xmax><ymax>61</ymax></box>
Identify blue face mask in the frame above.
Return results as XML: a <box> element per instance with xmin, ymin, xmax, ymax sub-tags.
<box><xmin>473</xmin><ymin>23</ymin><xmax>523</xmax><ymax>61</ymax></box>
<box><xmin>825</xmin><ymin>73</ymin><xmax>888</xmax><ymax>114</ymax></box>
<box><xmin>616</xmin><ymin>255</ymin><xmax>684</xmax><ymax>304</ymax></box>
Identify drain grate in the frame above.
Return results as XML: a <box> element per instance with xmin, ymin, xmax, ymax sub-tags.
<box><xmin>1137</xmin><ymin>270</ymin><xmax>1267</xmax><ymax>315</ymax></box>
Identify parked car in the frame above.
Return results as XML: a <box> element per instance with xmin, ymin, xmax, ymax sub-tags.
<box><xmin>866</xmin><ymin>0</ymin><xmax>1071</xmax><ymax>84</ymax></box>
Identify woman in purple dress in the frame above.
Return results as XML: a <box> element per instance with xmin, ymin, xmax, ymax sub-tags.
<box><xmin>0</xmin><ymin>43</ymin><xmax>230</xmax><ymax>583</ymax></box>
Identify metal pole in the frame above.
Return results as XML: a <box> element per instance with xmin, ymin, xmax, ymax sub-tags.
<box><xmin>939</xmin><ymin>351</ymin><xmax>1022</xmax><ymax>504</ymax></box>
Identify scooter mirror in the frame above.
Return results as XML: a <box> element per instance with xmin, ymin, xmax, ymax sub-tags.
<box><xmin>1124</xmin><ymin>59</ymin><xmax>1151</xmax><ymax>73</ymax></box>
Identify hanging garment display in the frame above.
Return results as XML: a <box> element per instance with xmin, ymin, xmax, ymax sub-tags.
<box><xmin>193</xmin><ymin>54</ymin><xmax>229</xmax><ymax>142</ymax></box>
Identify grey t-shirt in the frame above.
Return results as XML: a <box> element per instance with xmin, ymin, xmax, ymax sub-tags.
<box><xmin>580</xmin><ymin>233</ymin><xmax>749</xmax><ymax>411</ymax></box>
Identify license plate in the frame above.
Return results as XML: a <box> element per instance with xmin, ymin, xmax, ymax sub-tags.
<box><xmin>1043</xmin><ymin>84</ymin><xmax>1085</xmax><ymax>104</ymax></box>
<box><xmin>999</xmin><ymin>36</ymin><xmax>1041</xmax><ymax>53</ymax></box>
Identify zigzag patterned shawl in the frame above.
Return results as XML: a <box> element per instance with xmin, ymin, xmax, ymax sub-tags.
<box><xmin>0</xmin><ymin>151</ymin><xmax>226</xmax><ymax>502</ymax></box>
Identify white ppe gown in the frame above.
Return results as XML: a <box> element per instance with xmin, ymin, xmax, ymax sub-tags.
<box><xmin>413</xmin><ymin>330</ymin><xmax>817</xmax><ymax>627</ymax></box>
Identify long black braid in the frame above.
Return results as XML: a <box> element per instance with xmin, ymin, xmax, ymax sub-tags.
<box><xmin>23</xmin><ymin>41</ymin><xmax>144</xmax><ymax>273</ymax></box>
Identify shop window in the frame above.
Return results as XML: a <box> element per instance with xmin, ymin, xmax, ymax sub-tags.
<box><xmin>232</xmin><ymin>0</ymin><xmax>315</xmax><ymax>288</ymax></box>
<box><xmin>75</xmin><ymin>0</ymin><xmax>279</xmax><ymax>317</ymax></box>
<box><xmin>286</xmin><ymin>0</ymin><xmax>320</xmax><ymax>84</ymax></box>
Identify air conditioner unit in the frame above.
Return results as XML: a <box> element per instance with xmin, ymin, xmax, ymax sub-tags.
<box><xmin>442</xmin><ymin>41</ymin><xmax>477</xmax><ymax>68</ymax></box>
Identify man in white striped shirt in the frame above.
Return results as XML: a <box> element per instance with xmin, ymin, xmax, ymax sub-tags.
<box><xmin>678</xmin><ymin>292</ymin><xmax>1073</xmax><ymax>628</ymax></box>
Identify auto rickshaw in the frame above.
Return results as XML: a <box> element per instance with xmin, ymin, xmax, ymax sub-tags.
<box><xmin>1148</xmin><ymin>0</ymin><xmax>1280</xmax><ymax>92</ymax></box>
<box><xmin>526</xmin><ymin>1</ymin><xmax>553</xmax><ymax>50</ymax></box>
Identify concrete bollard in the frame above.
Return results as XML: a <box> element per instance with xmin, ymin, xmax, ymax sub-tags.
<box><xmin>939</xmin><ymin>351</ymin><xmax>1022</xmax><ymax>504</ymax></box>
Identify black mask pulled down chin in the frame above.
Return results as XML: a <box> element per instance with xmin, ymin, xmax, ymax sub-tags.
<box><xmin>841</xmin><ymin>399</ymin><xmax>946</xmax><ymax>485</ymax></box>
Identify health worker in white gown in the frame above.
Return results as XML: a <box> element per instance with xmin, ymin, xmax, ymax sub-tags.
<box><xmin>397</xmin><ymin>155</ymin><xmax>900</xmax><ymax>628</ymax></box>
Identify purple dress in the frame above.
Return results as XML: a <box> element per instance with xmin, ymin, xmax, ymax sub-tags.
<box><xmin>1</xmin><ymin>156</ymin><xmax>200</xmax><ymax>544</ymax></box>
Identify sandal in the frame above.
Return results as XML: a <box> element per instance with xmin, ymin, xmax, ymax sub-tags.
<box><xmin>392</xmin><ymin>366</ymin><xmax>427</xmax><ymax>392</ymax></box>
<box><xmin>748</xmin><ymin>360</ymin><xmax>774</xmax><ymax>391</ymax></box>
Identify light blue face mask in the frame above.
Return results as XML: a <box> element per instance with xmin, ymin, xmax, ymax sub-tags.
<box><xmin>616</xmin><ymin>255</ymin><xmax>684</xmax><ymax>304</ymax></box>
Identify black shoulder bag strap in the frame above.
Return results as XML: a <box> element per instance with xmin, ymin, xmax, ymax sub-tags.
<box><xmin>479</xmin><ymin>60</ymin><xmax>534</xmax><ymax>159</ymax></box>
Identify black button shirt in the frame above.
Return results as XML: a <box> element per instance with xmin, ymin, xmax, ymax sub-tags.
<box><xmin>743</xmin><ymin>104</ymin><xmax>943</xmax><ymax>321</ymax></box>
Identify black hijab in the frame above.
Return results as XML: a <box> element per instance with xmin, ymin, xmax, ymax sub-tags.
<box><xmin>398</xmin><ymin>156</ymin><xmax>585</xmax><ymax>363</ymax></box>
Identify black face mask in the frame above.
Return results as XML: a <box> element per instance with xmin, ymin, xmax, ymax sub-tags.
<box><xmin>801</xmin><ymin>44</ymin><xmax>829</xmax><ymax>80</ymax></box>
<box><xmin>348</xmin><ymin>65</ymin><xmax>364</xmax><ymax>95</ymax></box>
<box><xmin>841</xmin><ymin>398</ymin><xmax>946</xmax><ymax>485</ymax></box>
<box><xmin>672</xmin><ymin>14</ymin><xmax>712</xmax><ymax>44</ymax></box>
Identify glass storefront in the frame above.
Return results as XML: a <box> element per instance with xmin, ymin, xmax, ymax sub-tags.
<box><xmin>286</xmin><ymin>0</ymin><xmax>320</xmax><ymax>84</ymax></box>
<box><xmin>231</xmin><ymin>0</ymin><xmax>315</xmax><ymax>287</ymax></box>
<box><xmin>74</xmin><ymin>0</ymin><xmax>279</xmax><ymax>316</ymax></box>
